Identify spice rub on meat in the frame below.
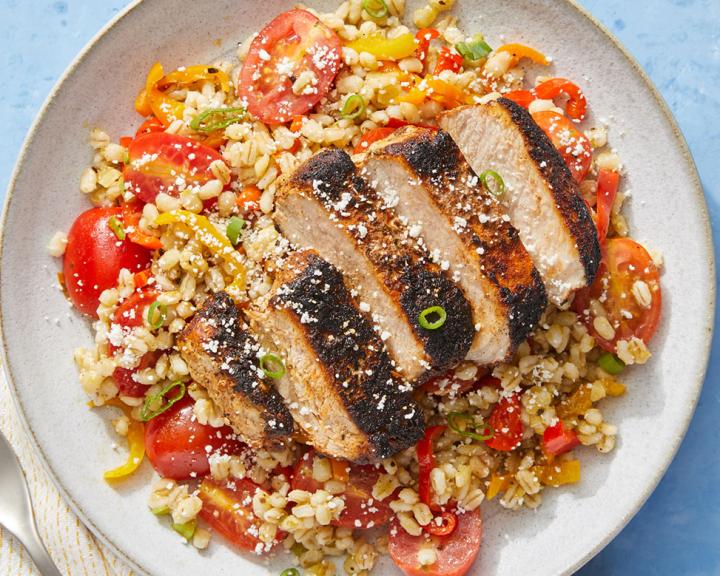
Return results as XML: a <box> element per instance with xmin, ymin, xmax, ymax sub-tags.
<box><xmin>274</xmin><ymin>148</ymin><xmax>474</xmax><ymax>383</ymax></box>
<box><xmin>248</xmin><ymin>250</ymin><xmax>425</xmax><ymax>463</ymax></box>
<box><xmin>178</xmin><ymin>291</ymin><xmax>294</xmax><ymax>449</ymax></box>
<box><xmin>361</xmin><ymin>126</ymin><xmax>546</xmax><ymax>365</ymax></box>
<box><xmin>440</xmin><ymin>98</ymin><xmax>601</xmax><ymax>305</ymax></box>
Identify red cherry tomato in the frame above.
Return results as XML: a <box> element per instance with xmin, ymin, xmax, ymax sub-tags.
<box><xmin>123</xmin><ymin>132</ymin><xmax>223</xmax><ymax>203</ymax></box>
<box><xmin>485</xmin><ymin>394</ymin><xmax>524</xmax><ymax>452</ymax></box>
<box><xmin>144</xmin><ymin>397</ymin><xmax>244</xmax><ymax>480</ymax></box>
<box><xmin>534</xmin><ymin>77</ymin><xmax>588</xmax><ymax>120</ymax></box>
<box><xmin>531</xmin><ymin>110</ymin><xmax>592</xmax><ymax>183</ymax></box>
<box><xmin>572</xmin><ymin>238</ymin><xmax>662</xmax><ymax>352</ymax></box>
<box><xmin>134</xmin><ymin>116</ymin><xmax>165</xmax><ymax>138</ymax></box>
<box><xmin>198</xmin><ymin>477</ymin><xmax>279</xmax><ymax>552</ymax></box>
<box><xmin>292</xmin><ymin>451</ymin><xmax>392</xmax><ymax>529</ymax></box>
<box><xmin>388</xmin><ymin>508</ymin><xmax>483</xmax><ymax>576</ymax></box>
<box><xmin>63</xmin><ymin>207</ymin><xmax>152</xmax><ymax>317</ymax></box>
<box><xmin>239</xmin><ymin>10</ymin><xmax>342</xmax><ymax>124</ymax></box>
<box><xmin>112</xmin><ymin>350</ymin><xmax>161</xmax><ymax>398</ymax></box>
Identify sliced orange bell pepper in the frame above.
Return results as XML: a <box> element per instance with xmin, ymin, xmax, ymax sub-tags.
<box><xmin>535</xmin><ymin>460</ymin><xmax>581</xmax><ymax>487</ymax></box>
<box><xmin>495</xmin><ymin>43</ymin><xmax>550</xmax><ymax>66</ymax></box>
<box><xmin>330</xmin><ymin>459</ymin><xmax>350</xmax><ymax>483</ymax></box>
<box><xmin>423</xmin><ymin>76</ymin><xmax>473</xmax><ymax>109</ymax></box>
<box><xmin>237</xmin><ymin>185</ymin><xmax>262</xmax><ymax>210</ymax></box>
<box><xmin>486</xmin><ymin>472</ymin><xmax>511</xmax><ymax>500</ymax></box>
<box><xmin>102</xmin><ymin>399</ymin><xmax>145</xmax><ymax>481</ymax></box>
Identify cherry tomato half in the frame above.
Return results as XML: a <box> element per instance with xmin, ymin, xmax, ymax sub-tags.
<box><xmin>292</xmin><ymin>451</ymin><xmax>392</xmax><ymax>529</ymax></box>
<box><xmin>239</xmin><ymin>9</ymin><xmax>342</xmax><ymax>124</ymax></box>
<box><xmin>198</xmin><ymin>477</ymin><xmax>280</xmax><ymax>552</ymax></box>
<box><xmin>388</xmin><ymin>508</ymin><xmax>483</xmax><ymax>576</ymax></box>
<box><xmin>123</xmin><ymin>132</ymin><xmax>223</xmax><ymax>203</ymax></box>
<box><xmin>63</xmin><ymin>207</ymin><xmax>152</xmax><ymax>317</ymax></box>
<box><xmin>572</xmin><ymin>238</ymin><xmax>662</xmax><ymax>352</ymax></box>
<box><xmin>484</xmin><ymin>394</ymin><xmax>524</xmax><ymax>452</ymax></box>
<box><xmin>531</xmin><ymin>110</ymin><xmax>592</xmax><ymax>183</ymax></box>
<box><xmin>144</xmin><ymin>397</ymin><xmax>244</xmax><ymax>480</ymax></box>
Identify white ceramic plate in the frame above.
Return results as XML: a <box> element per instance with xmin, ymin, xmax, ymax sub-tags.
<box><xmin>1</xmin><ymin>1</ymin><xmax>714</xmax><ymax>575</ymax></box>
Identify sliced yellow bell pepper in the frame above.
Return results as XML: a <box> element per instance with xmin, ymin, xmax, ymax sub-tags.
<box><xmin>422</xmin><ymin>76</ymin><xmax>474</xmax><ymax>109</ymax></box>
<box><xmin>346</xmin><ymin>32</ymin><xmax>417</xmax><ymax>60</ymax></box>
<box><xmin>486</xmin><ymin>472</ymin><xmax>511</xmax><ymax>500</ymax></box>
<box><xmin>155</xmin><ymin>211</ymin><xmax>247</xmax><ymax>298</ymax></box>
<box><xmin>535</xmin><ymin>460</ymin><xmax>581</xmax><ymax>487</ymax></box>
<box><xmin>102</xmin><ymin>398</ymin><xmax>145</xmax><ymax>481</ymax></box>
<box><xmin>156</xmin><ymin>64</ymin><xmax>231</xmax><ymax>94</ymax></box>
<box><xmin>495</xmin><ymin>43</ymin><xmax>550</xmax><ymax>67</ymax></box>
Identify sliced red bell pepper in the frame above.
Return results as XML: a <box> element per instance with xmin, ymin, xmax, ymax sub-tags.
<box><xmin>596</xmin><ymin>168</ymin><xmax>620</xmax><ymax>245</ymax></box>
<box><xmin>534</xmin><ymin>77</ymin><xmax>587</xmax><ymax>120</ymax></box>
<box><xmin>417</xmin><ymin>425</ymin><xmax>446</xmax><ymax>510</ymax></box>
<box><xmin>415</xmin><ymin>28</ymin><xmax>440</xmax><ymax>67</ymax></box>
<box><xmin>352</xmin><ymin>127</ymin><xmax>397</xmax><ymax>154</ymax></box>
<box><xmin>503</xmin><ymin>89</ymin><xmax>536</xmax><ymax>109</ymax></box>
<box><xmin>434</xmin><ymin>46</ymin><xmax>464</xmax><ymax>74</ymax></box>
<box><xmin>122</xmin><ymin>204</ymin><xmax>164</xmax><ymax>250</ymax></box>
<box><xmin>542</xmin><ymin>421</ymin><xmax>580</xmax><ymax>456</ymax></box>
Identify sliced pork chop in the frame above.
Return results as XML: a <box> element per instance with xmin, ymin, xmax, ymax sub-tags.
<box><xmin>361</xmin><ymin>127</ymin><xmax>546</xmax><ymax>365</ymax></box>
<box><xmin>274</xmin><ymin>148</ymin><xmax>474</xmax><ymax>383</ymax></box>
<box><xmin>178</xmin><ymin>291</ymin><xmax>294</xmax><ymax>449</ymax></box>
<box><xmin>440</xmin><ymin>98</ymin><xmax>601</xmax><ymax>304</ymax></box>
<box><xmin>248</xmin><ymin>250</ymin><xmax>424</xmax><ymax>463</ymax></box>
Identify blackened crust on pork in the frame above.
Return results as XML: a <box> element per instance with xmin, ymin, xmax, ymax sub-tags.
<box><xmin>496</xmin><ymin>97</ymin><xmax>601</xmax><ymax>284</ymax></box>
<box><xmin>289</xmin><ymin>148</ymin><xmax>474</xmax><ymax>378</ymax></box>
<box><xmin>180</xmin><ymin>292</ymin><xmax>294</xmax><ymax>440</ymax></box>
<box><xmin>271</xmin><ymin>252</ymin><xmax>424</xmax><ymax>459</ymax></box>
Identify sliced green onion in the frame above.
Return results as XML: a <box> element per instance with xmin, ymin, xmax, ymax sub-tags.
<box><xmin>260</xmin><ymin>353</ymin><xmax>286</xmax><ymax>379</ymax></box>
<box><xmin>226</xmin><ymin>216</ymin><xmax>245</xmax><ymax>246</ymax></box>
<box><xmin>172</xmin><ymin>519</ymin><xmax>197</xmax><ymax>541</ymax></box>
<box><xmin>108</xmin><ymin>216</ymin><xmax>126</xmax><ymax>240</ymax></box>
<box><xmin>479</xmin><ymin>169</ymin><xmax>505</xmax><ymax>198</ymax></box>
<box><xmin>341</xmin><ymin>94</ymin><xmax>366</xmax><ymax>120</ymax></box>
<box><xmin>147</xmin><ymin>300</ymin><xmax>167</xmax><ymax>329</ymax></box>
<box><xmin>190</xmin><ymin>107</ymin><xmax>247</xmax><ymax>132</ymax></box>
<box><xmin>362</xmin><ymin>0</ymin><xmax>388</xmax><ymax>19</ymax></box>
<box><xmin>447</xmin><ymin>412</ymin><xmax>495</xmax><ymax>441</ymax></box>
<box><xmin>418</xmin><ymin>306</ymin><xmax>447</xmax><ymax>330</ymax></box>
<box><xmin>140</xmin><ymin>381</ymin><xmax>186</xmax><ymax>422</ymax></box>
<box><xmin>151</xmin><ymin>505</ymin><xmax>170</xmax><ymax>516</ymax></box>
<box><xmin>280</xmin><ymin>569</ymin><xmax>301</xmax><ymax>576</ymax></box>
<box><xmin>455</xmin><ymin>35</ymin><xmax>493</xmax><ymax>62</ymax></box>
<box><xmin>598</xmin><ymin>352</ymin><xmax>625</xmax><ymax>375</ymax></box>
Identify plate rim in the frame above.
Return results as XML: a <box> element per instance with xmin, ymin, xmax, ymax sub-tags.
<box><xmin>0</xmin><ymin>1</ymin><xmax>714</xmax><ymax>575</ymax></box>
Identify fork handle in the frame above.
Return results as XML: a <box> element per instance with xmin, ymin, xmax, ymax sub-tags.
<box><xmin>13</xmin><ymin>519</ymin><xmax>64</xmax><ymax>576</ymax></box>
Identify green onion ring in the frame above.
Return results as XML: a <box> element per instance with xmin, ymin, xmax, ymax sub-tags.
<box><xmin>418</xmin><ymin>306</ymin><xmax>447</xmax><ymax>330</ymax></box>
<box><xmin>479</xmin><ymin>169</ymin><xmax>505</xmax><ymax>198</ymax></box>
<box><xmin>108</xmin><ymin>216</ymin><xmax>126</xmax><ymax>241</ymax></box>
<box><xmin>226</xmin><ymin>216</ymin><xmax>245</xmax><ymax>246</ymax></box>
<box><xmin>341</xmin><ymin>94</ymin><xmax>366</xmax><ymax>120</ymax></box>
<box><xmin>447</xmin><ymin>412</ymin><xmax>495</xmax><ymax>441</ymax></box>
<box><xmin>260</xmin><ymin>353</ymin><xmax>286</xmax><ymax>379</ymax></box>
<box><xmin>597</xmin><ymin>352</ymin><xmax>625</xmax><ymax>375</ymax></box>
<box><xmin>280</xmin><ymin>569</ymin><xmax>301</xmax><ymax>576</ymax></box>
<box><xmin>190</xmin><ymin>107</ymin><xmax>247</xmax><ymax>132</ymax></box>
<box><xmin>362</xmin><ymin>0</ymin><xmax>389</xmax><ymax>19</ymax></box>
<box><xmin>140</xmin><ymin>380</ymin><xmax>186</xmax><ymax>422</ymax></box>
<box><xmin>147</xmin><ymin>300</ymin><xmax>167</xmax><ymax>329</ymax></box>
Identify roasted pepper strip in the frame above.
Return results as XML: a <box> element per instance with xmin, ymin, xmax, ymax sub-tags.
<box><xmin>346</xmin><ymin>32</ymin><xmax>417</xmax><ymax>60</ymax></box>
<box><xmin>423</xmin><ymin>76</ymin><xmax>473</xmax><ymax>108</ymax></box>
<box><xmin>495</xmin><ymin>43</ymin><xmax>550</xmax><ymax>66</ymax></box>
<box><xmin>415</xmin><ymin>28</ymin><xmax>440</xmax><ymax>66</ymax></box>
<box><xmin>417</xmin><ymin>425</ymin><xmax>446</xmax><ymax>510</ymax></box>
<box><xmin>102</xmin><ymin>398</ymin><xmax>145</xmax><ymax>481</ymax></box>
<box><xmin>156</xmin><ymin>65</ymin><xmax>231</xmax><ymax>93</ymax></box>
<box><xmin>155</xmin><ymin>210</ymin><xmax>247</xmax><ymax>297</ymax></box>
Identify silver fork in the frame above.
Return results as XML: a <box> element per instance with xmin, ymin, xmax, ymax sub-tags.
<box><xmin>0</xmin><ymin>430</ymin><xmax>63</xmax><ymax>576</ymax></box>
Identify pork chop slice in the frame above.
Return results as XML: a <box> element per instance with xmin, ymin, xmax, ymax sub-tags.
<box><xmin>274</xmin><ymin>148</ymin><xmax>474</xmax><ymax>383</ymax></box>
<box><xmin>361</xmin><ymin>127</ymin><xmax>546</xmax><ymax>365</ymax></box>
<box><xmin>248</xmin><ymin>250</ymin><xmax>424</xmax><ymax>463</ymax></box>
<box><xmin>440</xmin><ymin>98</ymin><xmax>601</xmax><ymax>305</ymax></box>
<box><xmin>177</xmin><ymin>291</ymin><xmax>294</xmax><ymax>449</ymax></box>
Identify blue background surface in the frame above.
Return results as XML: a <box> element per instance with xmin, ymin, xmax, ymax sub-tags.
<box><xmin>0</xmin><ymin>1</ymin><xmax>718</xmax><ymax>574</ymax></box>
